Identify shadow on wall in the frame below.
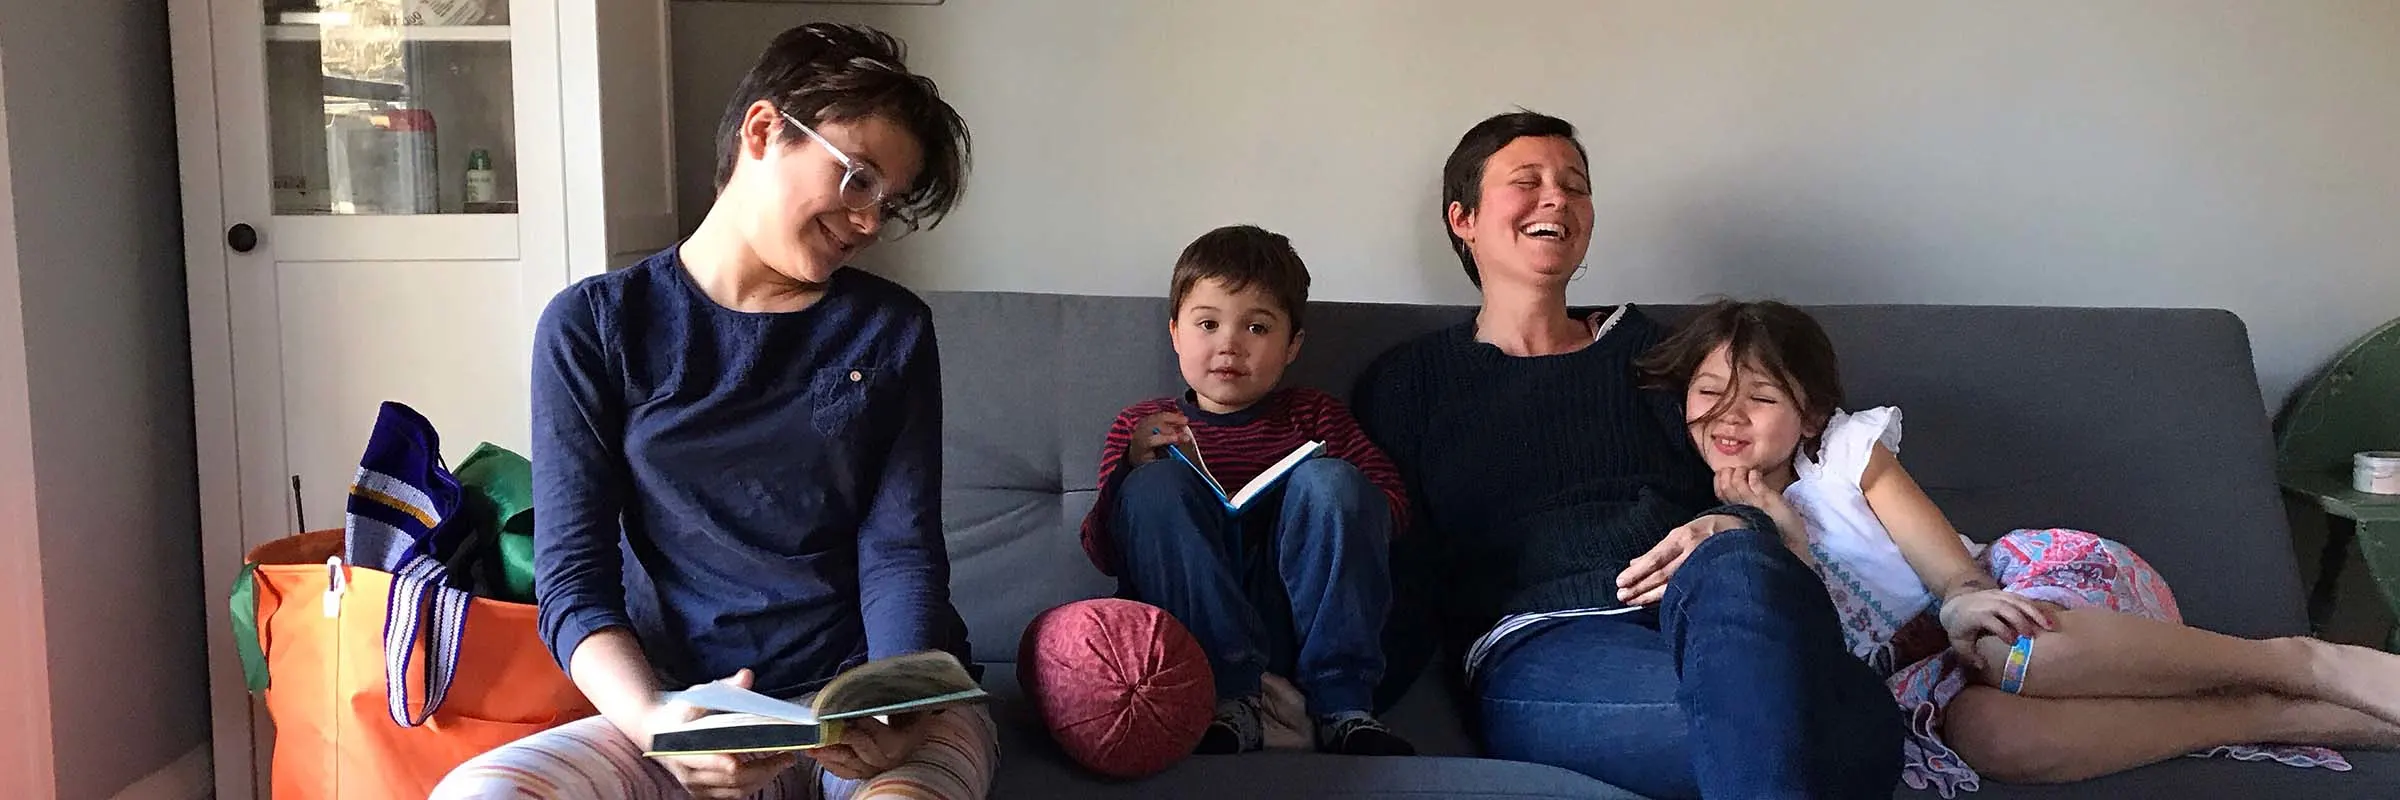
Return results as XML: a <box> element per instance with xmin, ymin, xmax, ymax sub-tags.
<box><xmin>1650</xmin><ymin>159</ymin><xmax>1905</xmax><ymax>308</ymax></box>
<box><xmin>1405</xmin><ymin>185</ymin><xmax>1482</xmax><ymax>305</ymax></box>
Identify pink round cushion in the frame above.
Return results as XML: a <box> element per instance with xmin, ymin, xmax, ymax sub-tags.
<box><xmin>1017</xmin><ymin>598</ymin><xmax>1214</xmax><ymax>779</ymax></box>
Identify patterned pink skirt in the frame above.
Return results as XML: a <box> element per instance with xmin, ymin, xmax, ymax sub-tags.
<box><xmin>1890</xmin><ymin>528</ymin><xmax>2350</xmax><ymax>797</ymax></box>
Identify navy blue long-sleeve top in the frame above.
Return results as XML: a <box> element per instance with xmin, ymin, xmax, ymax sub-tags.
<box><xmin>531</xmin><ymin>247</ymin><xmax>968</xmax><ymax>698</ymax></box>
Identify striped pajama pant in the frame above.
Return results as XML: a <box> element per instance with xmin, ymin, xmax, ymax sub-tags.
<box><xmin>430</xmin><ymin>707</ymin><xmax>998</xmax><ymax>800</ymax></box>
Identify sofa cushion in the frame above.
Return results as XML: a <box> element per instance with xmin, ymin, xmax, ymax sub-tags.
<box><xmin>979</xmin><ymin>662</ymin><xmax>1635</xmax><ymax>799</ymax></box>
<box><xmin>1945</xmin><ymin>751</ymin><xmax>2400</xmax><ymax>799</ymax></box>
<box><xmin>1769</xmin><ymin>305</ymin><xmax>2307</xmax><ymax>640</ymax></box>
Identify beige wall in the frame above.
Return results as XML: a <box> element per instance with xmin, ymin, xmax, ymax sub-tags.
<box><xmin>672</xmin><ymin>0</ymin><xmax>2400</xmax><ymax>407</ymax></box>
<box><xmin>0</xmin><ymin>0</ymin><xmax>207</xmax><ymax>794</ymax></box>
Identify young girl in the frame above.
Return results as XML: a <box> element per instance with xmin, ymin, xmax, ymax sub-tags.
<box><xmin>1640</xmin><ymin>299</ymin><xmax>2400</xmax><ymax>796</ymax></box>
<box><xmin>432</xmin><ymin>23</ymin><xmax>992</xmax><ymax>800</ymax></box>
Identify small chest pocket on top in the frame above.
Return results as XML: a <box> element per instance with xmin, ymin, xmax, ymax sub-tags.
<box><xmin>808</xmin><ymin>366</ymin><xmax>881</xmax><ymax>436</ymax></box>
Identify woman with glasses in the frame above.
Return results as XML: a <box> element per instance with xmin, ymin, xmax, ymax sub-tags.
<box><xmin>434</xmin><ymin>22</ymin><xmax>990</xmax><ymax>800</ymax></box>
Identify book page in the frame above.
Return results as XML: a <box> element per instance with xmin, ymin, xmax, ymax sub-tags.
<box><xmin>670</xmin><ymin>682</ymin><xmax>820</xmax><ymax>725</ymax></box>
<box><xmin>1170</xmin><ymin>443</ymin><xmax>1228</xmax><ymax>501</ymax></box>
<box><xmin>665</xmin><ymin>712</ymin><xmax>802</xmax><ymax>732</ymax></box>
<box><xmin>812</xmin><ymin>651</ymin><xmax>988</xmax><ymax>721</ymax></box>
<box><xmin>1228</xmin><ymin>440</ymin><xmax>1327</xmax><ymax>509</ymax></box>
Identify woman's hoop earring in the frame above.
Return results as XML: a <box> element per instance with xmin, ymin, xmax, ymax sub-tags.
<box><xmin>1571</xmin><ymin>263</ymin><xmax>1589</xmax><ymax>281</ymax></box>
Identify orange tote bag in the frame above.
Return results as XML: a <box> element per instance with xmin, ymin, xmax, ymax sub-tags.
<box><xmin>231</xmin><ymin>529</ymin><xmax>597</xmax><ymax>799</ymax></box>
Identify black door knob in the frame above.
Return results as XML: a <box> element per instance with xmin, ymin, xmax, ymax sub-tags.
<box><xmin>227</xmin><ymin>223</ymin><xmax>258</xmax><ymax>253</ymax></box>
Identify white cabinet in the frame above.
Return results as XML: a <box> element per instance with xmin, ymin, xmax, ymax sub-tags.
<box><xmin>166</xmin><ymin>0</ymin><xmax>677</xmax><ymax>796</ymax></box>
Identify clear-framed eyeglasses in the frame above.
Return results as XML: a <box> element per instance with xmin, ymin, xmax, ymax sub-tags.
<box><xmin>781</xmin><ymin>110</ymin><xmax>919</xmax><ymax>241</ymax></box>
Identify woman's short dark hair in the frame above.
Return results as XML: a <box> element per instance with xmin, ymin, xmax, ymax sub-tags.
<box><xmin>1439</xmin><ymin>111</ymin><xmax>1588</xmax><ymax>287</ymax></box>
<box><xmin>713</xmin><ymin>23</ymin><xmax>972</xmax><ymax>231</ymax></box>
<box><xmin>1638</xmin><ymin>299</ymin><xmax>1846</xmax><ymax>459</ymax></box>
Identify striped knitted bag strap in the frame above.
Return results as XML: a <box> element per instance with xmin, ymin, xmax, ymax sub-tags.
<box><xmin>382</xmin><ymin>553</ymin><xmax>470</xmax><ymax>727</ymax></box>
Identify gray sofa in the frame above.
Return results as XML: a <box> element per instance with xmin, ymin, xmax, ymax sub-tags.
<box><xmin>926</xmin><ymin>290</ymin><xmax>2399</xmax><ymax>798</ymax></box>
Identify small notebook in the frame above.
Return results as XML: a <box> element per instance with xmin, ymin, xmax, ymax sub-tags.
<box><xmin>1167</xmin><ymin>438</ymin><xmax>1326</xmax><ymax>515</ymax></box>
<box><xmin>644</xmin><ymin>651</ymin><xmax>989</xmax><ymax>757</ymax></box>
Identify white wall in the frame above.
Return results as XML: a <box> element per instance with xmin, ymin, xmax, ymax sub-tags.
<box><xmin>0</xmin><ymin>0</ymin><xmax>209</xmax><ymax>795</ymax></box>
<box><xmin>672</xmin><ymin>0</ymin><xmax>2400</xmax><ymax>406</ymax></box>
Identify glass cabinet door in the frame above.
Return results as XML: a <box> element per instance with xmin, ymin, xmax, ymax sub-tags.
<box><xmin>262</xmin><ymin>0</ymin><xmax>516</xmax><ymax>215</ymax></box>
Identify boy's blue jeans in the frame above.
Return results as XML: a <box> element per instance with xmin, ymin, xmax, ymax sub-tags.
<box><xmin>1111</xmin><ymin>458</ymin><xmax>1391</xmax><ymax>718</ymax></box>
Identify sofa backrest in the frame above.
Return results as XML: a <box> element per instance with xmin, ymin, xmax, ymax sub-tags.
<box><xmin>926</xmin><ymin>291</ymin><xmax>2307</xmax><ymax>662</ymax></box>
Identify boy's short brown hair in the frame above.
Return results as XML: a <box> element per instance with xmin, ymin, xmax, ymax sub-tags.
<box><xmin>1169</xmin><ymin>225</ymin><xmax>1312</xmax><ymax>333</ymax></box>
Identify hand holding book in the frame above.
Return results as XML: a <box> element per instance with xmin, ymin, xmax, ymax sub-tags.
<box><xmin>643</xmin><ymin>668</ymin><xmax>802</xmax><ymax>797</ymax></box>
<box><xmin>644</xmin><ymin>651</ymin><xmax>989</xmax><ymax>758</ymax></box>
<box><xmin>811</xmin><ymin>713</ymin><xmax>933</xmax><ymax>781</ymax></box>
<box><xmin>1129</xmin><ymin>412</ymin><xmax>1193</xmax><ymax>467</ymax></box>
<box><xmin>1167</xmin><ymin>437</ymin><xmax>1327</xmax><ymax>515</ymax></box>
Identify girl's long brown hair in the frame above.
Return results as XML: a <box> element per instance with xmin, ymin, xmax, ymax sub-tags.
<box><xmin>1637</xmin><ymin>299</ymin><xmax>1846</xmax><ymax>460</ymax></box>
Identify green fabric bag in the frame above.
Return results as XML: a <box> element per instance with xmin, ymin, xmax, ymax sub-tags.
<box><xmin>231</xmin><ymin>563</ymin><xmax>269</xmax><ymax>691</ymax></box>
<box><xmin>451</xmin><ymin>442</ymin><xmax>537</xmax><ymax>603</ymax></box>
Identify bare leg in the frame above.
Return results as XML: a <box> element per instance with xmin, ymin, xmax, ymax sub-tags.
<box><xmin>1968</xmin><ymin>606</ymin><xmax>2400</xmax><ymax>725</ymax></box>
<box><xmin>1943</xmin><ymin>687</ymin><xmax>2400</xmax><ymax>784</ymax></box>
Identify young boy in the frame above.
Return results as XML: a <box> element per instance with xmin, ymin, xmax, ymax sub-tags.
<box><xmin>1080</xmin><ymin>224</ymin><xmax>1416</xmax><ymax>757</ymax></box>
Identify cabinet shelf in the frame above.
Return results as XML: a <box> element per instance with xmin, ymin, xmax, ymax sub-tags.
<box><xmin>266</xmin><ymin>24</ymin><xmax>511</xmax><ymax>43</ymax></box>
<box><xmin>269</xmin><ymin>213</ymin><xmax>520</xmax><ymax>262</ymax></box>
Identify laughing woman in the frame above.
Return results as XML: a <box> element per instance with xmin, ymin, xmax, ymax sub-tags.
<box><xmin>1351</xmin><ymin>111</ymin><xmax>1902</xmax><ymax>799</ymax></box>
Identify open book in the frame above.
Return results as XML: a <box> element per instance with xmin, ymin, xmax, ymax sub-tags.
<box><xmin>644</xmin><ymin>650</ymin><xmax>989</xmax><ymax>757</ymax></box>
<box><xmin>1167</xmin><ymin>438</ymin><xmax>1326</xmax><ymax>515</ymax></box>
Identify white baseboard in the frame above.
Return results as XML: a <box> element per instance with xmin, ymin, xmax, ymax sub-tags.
<box><xmin>111</xmin><ymin>744</ymin><xmax>213</xmax><ymax>800</ymax></box>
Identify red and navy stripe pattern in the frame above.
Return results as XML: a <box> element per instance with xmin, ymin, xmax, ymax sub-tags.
<box><xmin>1080</xmin><ymin>387</ymin><xmax>1410</xmax><ymax>575</ymax></box>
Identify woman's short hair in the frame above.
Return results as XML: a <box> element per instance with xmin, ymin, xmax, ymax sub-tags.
<box><xmin>713</xmin><ymin>23</ymin><xmax>972</xmax><ymax>232</ymax></box>
<box><xmin>1439</xmin><ymin>111</ymin><xmax>1588</xmax><ymax>287</ymax></box>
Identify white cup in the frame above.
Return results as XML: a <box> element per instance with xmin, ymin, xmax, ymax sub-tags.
<box><xmin>2357</xmin><ymin>451</ymin><xmax>2400</xmax><ymax>495</ymax></box>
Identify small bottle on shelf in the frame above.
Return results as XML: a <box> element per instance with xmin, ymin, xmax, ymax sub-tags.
<box><xmin>464</xmin><ymin>148</ymin><xmax>496</xmax><ymax>213</ymax></box>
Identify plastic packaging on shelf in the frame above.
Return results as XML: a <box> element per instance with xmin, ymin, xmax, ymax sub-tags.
<box><xmin>325</xmin><ymin>108</ymin><xmax>440</xmax><ymax>215</ymax></box>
